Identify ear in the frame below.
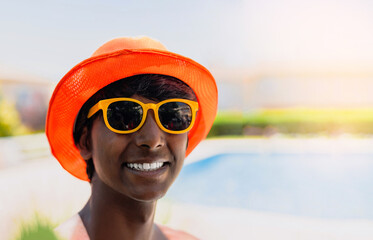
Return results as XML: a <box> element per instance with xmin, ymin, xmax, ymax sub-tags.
<box><xmin>76</xmin><ymin>126</ymin><xmax>92</xmax><ymax>160</ymax></box>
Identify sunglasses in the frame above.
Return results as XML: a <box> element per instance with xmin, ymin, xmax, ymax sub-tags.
<box><xmin>87</xmin><ymin>98</ymin><xmax>199</xmax><ymax>134</ymax></box>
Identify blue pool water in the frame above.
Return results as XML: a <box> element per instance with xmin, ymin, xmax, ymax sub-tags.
<box><xmin>167</xmin><ymin>152</ymin><xmax>373</xmax><ymax>220</ymax></box>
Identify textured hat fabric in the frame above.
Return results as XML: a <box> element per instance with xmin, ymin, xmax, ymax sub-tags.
<box><xmin>46</xmin><ymin>37</ymin><xmax>218</xmax><ymax>181</ymax></box>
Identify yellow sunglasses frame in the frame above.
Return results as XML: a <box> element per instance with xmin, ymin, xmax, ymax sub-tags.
<box><xmin>87</xmin><ymin>98</ymin><xmax>199</xmax><ymax>134</ymax></box>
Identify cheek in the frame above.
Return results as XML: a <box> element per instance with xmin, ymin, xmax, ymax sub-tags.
<box><xmin>91</xmin><ymin>121</ymin><xmax>114</xmax><ymax>158</ymax></box>
<box><xmin>90</xmin><ymin>119</ymin><xmax>130</xmax><ymax>181</ymax></box>
<box><xmin>170</xmin><ymin>133</ymin><xmax>188</xmax><ymax>154</ymax></box>
<box><xmin>168</xmin><ymin>134</ymin><xmax>188</xmax><ymax>173</ymax></box>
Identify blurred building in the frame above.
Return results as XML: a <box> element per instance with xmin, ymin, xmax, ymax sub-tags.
<box><xmin>212</xmin><ymin>63</ymin><xmax>373</xmax><ymax>110</ymax></box>
<box><xmin>0</xmin><ymin>64</ymin><xmax>52</xmax><ymax>131</ymax></box>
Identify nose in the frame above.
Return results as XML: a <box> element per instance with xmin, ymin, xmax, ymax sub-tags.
<box><xmin>134</xmin><ymin>110</ymin><xmax>165</xmax><ymax>150</ymax></box>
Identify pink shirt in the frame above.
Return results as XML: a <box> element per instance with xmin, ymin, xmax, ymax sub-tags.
<box><xmin>55</xmin><ymin>214</ymin><xmax>199</xmax><ymax>240</ymax></box>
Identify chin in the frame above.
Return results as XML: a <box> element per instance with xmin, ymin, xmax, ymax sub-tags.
<box><xmin>131</xmin><ymin>191</ymin><xmax>167</xmax><ymax>202</ymax></box>
<box><xmin>122</xmin><ymin>176</ymin><xmax>175</xmax><ymax>202</ymax></box>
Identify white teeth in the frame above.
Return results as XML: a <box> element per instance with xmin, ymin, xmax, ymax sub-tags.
<box><xmin>144</xmin><ymin>163</ymin><xmax>150</xmax><ymax>170</ymax></box>
<box><xmin>126</xmin><ymin>162</ymin><xmax>165</xmax><ymax>171</ymax></box>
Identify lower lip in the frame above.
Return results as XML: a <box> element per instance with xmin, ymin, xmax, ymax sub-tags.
<box><xmin>123</xmin><ymin>163</ymin><xmax>169</xmax><ymax>178</ymax></box>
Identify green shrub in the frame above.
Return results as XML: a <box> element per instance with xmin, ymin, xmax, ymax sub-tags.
<box><xmin>207</xmin><ymin>109</ymin><xmax>373</xmax><ymax>137</ymax></box>
<box><xmin>13</xmin><ymin>214</ymin><xmax>63</xmax><ymax>240</ymax></box>
<box><xmin>207</xmin><ymin>111</ymin><xmax>244</xmax><ymax>137</ymax></box>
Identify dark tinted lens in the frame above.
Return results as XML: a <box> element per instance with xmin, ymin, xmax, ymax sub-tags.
<box><xmin>158</xmin><ymin>102</ymin><xmax>192</xmax><ymax>131</ymax></box>
<box><xmin>107</xmin><ymin>101</ymin><xmax>143</xmax><ymax>131</ymax></box>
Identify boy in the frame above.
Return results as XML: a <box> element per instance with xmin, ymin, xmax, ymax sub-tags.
<box><xmin>46</xmin><ymin>37</ymin><xmax>217</xmax><ymax>239</ymax></box>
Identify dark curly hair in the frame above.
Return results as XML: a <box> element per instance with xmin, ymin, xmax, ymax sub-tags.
<box><xmin>73</xmin><ymin>74</ymin><xmax>197</xmax><ymax>182</ymax></box>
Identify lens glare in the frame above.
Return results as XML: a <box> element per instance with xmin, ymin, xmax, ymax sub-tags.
<box><xmin>107</xmin><ymin>101</ymin><xmax>143</xmax><ymax>131</ymax></box>
<box><xmin>158</xmin><ymin>102</ymin><xmax>192</xmax><ymax>131</ymax></box>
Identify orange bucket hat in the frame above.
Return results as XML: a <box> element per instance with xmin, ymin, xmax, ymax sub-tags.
<box><xmin>46</xmin><ymin>37</ymin><xmax>218</xmax><ymax>181</ymax></box>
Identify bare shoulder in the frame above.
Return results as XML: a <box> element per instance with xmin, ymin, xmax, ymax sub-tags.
<box><xmin>158</xmin><ymin>224</ymin><xmax>200</xmax><ymax>240</ymax></box>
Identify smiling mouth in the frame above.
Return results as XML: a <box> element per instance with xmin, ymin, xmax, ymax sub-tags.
<box><xmin>125</xmin><ymin>162</ymin><xmax>167</xmax><ymax>171</ymax></box>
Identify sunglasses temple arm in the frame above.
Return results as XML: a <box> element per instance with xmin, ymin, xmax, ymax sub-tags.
<box><xmin>87</xmin><ymin>103</ymin><xmax>101</xmax><ymax>118</ymax></box>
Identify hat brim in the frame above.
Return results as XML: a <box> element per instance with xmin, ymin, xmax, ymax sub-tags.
<box><xmin>46</xmin><ymin>49</ymin><xmax>218</xmax><ymax>181</ymax></box>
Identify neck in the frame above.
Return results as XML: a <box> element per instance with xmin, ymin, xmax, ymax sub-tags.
<box><xmin>80</xmin><ymin>178</ymin><xmax>160</xmax><ymax>240</ymax></box>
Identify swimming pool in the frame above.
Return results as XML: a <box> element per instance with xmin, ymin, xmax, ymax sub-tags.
<box><xmin>167</xmin><ymin>151</ymin><xmax>373</xmax><ymax>220</ymax></box>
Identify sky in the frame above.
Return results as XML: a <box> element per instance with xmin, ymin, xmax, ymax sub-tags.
<box><xmin>0</xmin><ymin>0</ymin><xmax>247</xmax><ymax>80</ymax></box>
<box><xmin>1</xmin><ymin>0</ymin><xmax>373</xmax><ymax>108</ymax></box>
<box><xmin>1</xmin><ymin>0</ymin><xmax>372</xmax><ymax>80</ymax></box>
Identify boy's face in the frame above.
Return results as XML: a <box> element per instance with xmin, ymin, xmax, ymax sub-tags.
<box><xmin>83</xmin><ymin>94</ymin><xmax>188</xmax><ymax>202</ymax></box>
